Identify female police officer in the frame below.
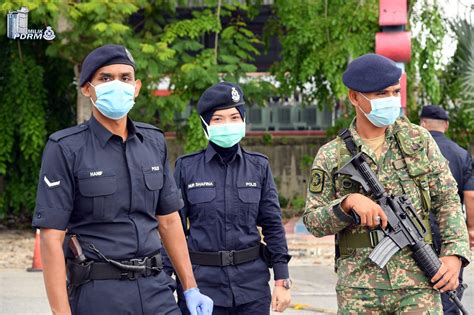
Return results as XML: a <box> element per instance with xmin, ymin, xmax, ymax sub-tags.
<box><xmin>166</xmin><ymin>82</ymin><xmax>292</xmax><ymax>314</ymax></box>
<box><xmin>32</xmin><ymin>44</ymin><xmax>212</xmax><ymax>315</ymax></box>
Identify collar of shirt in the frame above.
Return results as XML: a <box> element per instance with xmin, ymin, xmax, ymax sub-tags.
<box><xmin>349</xmin><ymin>117</ymin><xmax>401</xmax><ymax>164</ymax></box>
<box><xmin>428</xmin><ymin>130</ymin><xmax>445</xmax><ymax>139</ymax></box>
<box><xmin>89</xmin><ymin>115</ymin><xmax>144</xmax><ymax>147</ymax></box>
<box><xmin>348</xmin><ymin>117</ymin><xmax>376</xmax><ymax>159</ymax></box>
<box><xmin>204</xmin><ymin>143</ymin><xmax>243</xmax><ymax>164</ymax></box>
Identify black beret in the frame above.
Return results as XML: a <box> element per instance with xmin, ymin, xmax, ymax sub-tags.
<box><xmin>197</xmin><ymin>82</ymin><xmax>245</xmax><ymax>115</ymax></box>
<box><xmin>79</xmin><ymin>44</ymin><xmax>135</xmax><ymax>87</ymax></box>
<box><xmin>342</xmin><ymin>53</ymin><xmax>402</xmax><ymax>93</ymax></box>
<box><xmin>420</xmin><ymin>105</ymin><xmax>449</xmax><ymax>121</ymax></box>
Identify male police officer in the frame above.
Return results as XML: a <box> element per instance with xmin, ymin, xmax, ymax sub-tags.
<box><xmin>33</xmin><ymin>44</ymin><xmax>213</xmax><ymax>315</ymax></box>
<box><xmin>420</xmin><ymin>105</ymin><xmax>474</xmax><ymax>314</ymax></box>
<box><xmin>304</xmin><ymin>53</ymin><xmax>471</xmax><ymax>313</ymax></box>
<box><xmin>164</xmin><ymin>82</ymin><xmax>292</xmax><ymax>314</ymax></box>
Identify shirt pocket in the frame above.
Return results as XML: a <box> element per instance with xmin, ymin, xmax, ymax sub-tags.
<box><xmin>186</xmin><ymin>186</ymin><xmax>216</xmax><ymax>223</ymax></box>
<box><xmin>237</xmin><ymin>181</ymin><xmax>261</xmax><ymax>225</ymax></box>
<box><xmin>143</xmin><ymin>165</ymin><xmax>164</xmax><ymax>215</ymax></box>
<box><xmin>77</xmin><ymin>170</ymin><xmax>117</xmax><ymax>221</ymax></box>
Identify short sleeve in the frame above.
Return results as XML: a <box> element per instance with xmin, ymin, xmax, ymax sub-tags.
<box><xmin>32</xmin><ymin>141</ymin><xmax>74</xmax><ymax>230</ymax></box>
<box><xmin>462</xmin><ymin>154</ymin><xmax>474</xmax><ymax>191</ymax></box>
<box><xmin>156</xmin><ymin>142</ymin><xmax>184</xmax><ymax>215</ymax></box>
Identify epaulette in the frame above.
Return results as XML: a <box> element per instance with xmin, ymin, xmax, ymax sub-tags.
<box><xmin>242</xmin><ymin>148</ymin><xmax>268</xmax><ymax>160</ymax></box>
<box><xmin>177</xmin><ymin>149</ymin><xmax>206</xmax><ymax>162</ymax></box>
<box><xmin>134</xmin><ymin>122</ymin><xmax>163</xmax><ymax>133</ymax></box>
<box><xmin>393</xmin><ymin>117</ymin><xmax>428</xmax><ymax>155</ymax></box>
<box><xmin>49</xmin><ymin>124</ymin><xmax>88</xmax><ymax>142</ymax></box>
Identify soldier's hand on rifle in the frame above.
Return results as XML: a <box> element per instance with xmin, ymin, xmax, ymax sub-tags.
<box><xmin>341</xmin><ymin>193</ymin><xmax>388</xmax><ymax>229</ymax></box>
<box><xmin>431</xmin><ymin>255</ymin><xmax>462</xmax><ymax>293</ymax></box>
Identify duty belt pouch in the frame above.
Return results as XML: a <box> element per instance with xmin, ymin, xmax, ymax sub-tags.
<box><xmin>67</xmin><ymin>260</ymin><xmax>93</xmax><ymax>288</ymax></box>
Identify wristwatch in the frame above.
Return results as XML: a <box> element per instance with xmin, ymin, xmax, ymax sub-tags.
<box><xmin>274</xmin><ymin>278</ymin><xmax>292</xmax><ymax>289</ymax></box>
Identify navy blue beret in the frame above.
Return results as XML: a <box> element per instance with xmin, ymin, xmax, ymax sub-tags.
<box><xmin>420</xmin><ymin>105</ymin><xmax>449</xmax><ymax>121</ymax></box>
<box><xmin>197</xmin><ymin>82</ymin><xmax>245</xmax><ymax>116</ymax></box>
<box><xmin>342</xmin><ymin>53</ymin><xmax>402</xmax><ymax>93</ymax></box>
<box><xmin>79</xmin><ymin>44</ymin><xmax>135</xmax><ymax>87</ymax></box>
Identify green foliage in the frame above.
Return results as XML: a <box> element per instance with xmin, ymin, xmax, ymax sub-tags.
<box><xmin>299</xmin><ymin>154</ymin><xmax>314</xmax><ymax>172</ymax></box>
<box><xmin>278</xmin><ymin>195</ymin><xmax>288</xmax><ymax>208</ymax></box>
<box><xmin>407</xmin><ymin>3</ymin><xmax>473</xmax><ymax>147</ymax></box>
<box><xmin>281</xmin><ymin>195</ymin><xmax>306</xmax><ymax>219</ymax></box>
<box><xmin>0</xmin><ymin>47</ymin><xmax>47</xmax><ymax>218</ymax></box>
<box><xmin>406</xmin><ymin>0</ymin><xmax>446</xmax><ymax>118</ymax></box>
<box><xmin>270</xmin><ymin>0</ymin><xmax>378</xmax><ymax>107</ymax></box>
<box><xmin>439</xmin><ymin>19</ymin><xmax>474</xmax><ymax>147</ymax></box>
<box><xmin>326</xmin><ymin>102</ymin><xmax>355</xmax><ymax>138</ymax></box>
<box><xmin>184</xmin><ymin>109</ymin><xmax>208</xmax><ymax>153</ymax></box>
<box><xmin>0</xmin><ymin>0</ymin><xmax>272</xmax><ymax>223</ymax></box>
<box><xmin>262</xmin><ymin>133</ymin><xmax>273</xmax><ymax>145</ymax></box>
<box><xmin>290</xmin><ymin>195</ymin><xmax>306</xmax><ymax>212</ymax></box>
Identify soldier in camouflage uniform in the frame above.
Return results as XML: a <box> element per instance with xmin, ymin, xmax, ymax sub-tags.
<box><xmin>303</xmin><ymin>53</ymin><xmax>471</xmax><ymax>314</ymax></box>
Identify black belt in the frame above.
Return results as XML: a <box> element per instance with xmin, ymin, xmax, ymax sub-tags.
<box><xmin>189</xmin><ymin>245</ymin><xmax>261</xmax><ymax>266</ymax></box>
<box><xmin>67</xmin><ymin>253</ymin><xmax>163</xmax><ymax>285</ymax></box>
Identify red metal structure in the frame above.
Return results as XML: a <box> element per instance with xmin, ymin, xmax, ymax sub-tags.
<box><xmin>376</xmin><ymin>0</ymin><xmax>410</xmax><ymax>111</ymax></box>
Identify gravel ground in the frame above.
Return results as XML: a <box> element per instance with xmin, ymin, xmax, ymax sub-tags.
<box><xmin>0</xmin><ymin>229</ymin><xmax>36</xmax><ymax>270</ymax></box>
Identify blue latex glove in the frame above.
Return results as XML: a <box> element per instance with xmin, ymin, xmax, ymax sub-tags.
<box><xmin>183</xmin><ymin>287</ymin><xmax>213</xmax><ymax>315</ymax></box>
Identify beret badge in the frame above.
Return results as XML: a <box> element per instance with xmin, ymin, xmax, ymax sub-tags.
<box><xmin>231</xmin><ymin>87</ymin><xmax>240</xmax><ymax>103</ymax></box>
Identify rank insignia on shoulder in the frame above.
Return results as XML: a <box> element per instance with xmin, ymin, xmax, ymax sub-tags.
<box><xmin>309</xmin><ymin>169</ymin><xmax>325</xmax><ymax>193</ymax></box>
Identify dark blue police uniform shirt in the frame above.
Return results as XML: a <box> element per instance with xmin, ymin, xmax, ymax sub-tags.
<box><xmin>430</xmin><ymin>131</ymin><xmax>474</xmax><ymax>201</ymax></box>
<box><xmin>172</xmin><ymin>144</ymin><xmax>290</xmax><ymax>307</ymax></box>
<box><xmin>33</xmin><ymin>116</ymin><xmax>183</xmax><ymax>260</ymax></box>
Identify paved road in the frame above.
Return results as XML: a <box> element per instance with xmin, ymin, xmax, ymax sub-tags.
<box><xmin>1</xmin><ymin>264</ymin><xmax>473</xmax><ymax>314</ymax></box>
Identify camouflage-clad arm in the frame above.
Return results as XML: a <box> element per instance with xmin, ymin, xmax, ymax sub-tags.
<box><xmin>426</xmin><ymin>131</ymin><xmax>471</xmax><ymax>264</ymax></box>
<box><xmin>303</xmin><ymin>141</ymin><xmax>353</xmax><ymax>237</ymax></box>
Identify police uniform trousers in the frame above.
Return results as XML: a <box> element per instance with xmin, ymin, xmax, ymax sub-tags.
<box><xmin>69</xmin><ymin>271</ymin><xmax>180</xmax><ymax>315</ymax></box>
<box><xmin>179</xmin><ymin>294</ymin><xmax>271</xmax><ymax>315</ymax></box>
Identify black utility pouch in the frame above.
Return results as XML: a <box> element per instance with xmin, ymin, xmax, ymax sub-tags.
<box><xmin>67</xmin><ymin>260</ymin><xmax>93</xmax><ymax>287</ymax></box>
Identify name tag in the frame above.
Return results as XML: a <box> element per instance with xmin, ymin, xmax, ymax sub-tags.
<box><xmin>188</xmin><ymin>182</ymin><xmax>215</xmax><ymax>189</ymax></box>
<box><xmin>245</xmin><ymin>182</ymin><xmax>257</xmax><ymax>187</ymax></box>
<box><xmin>151</xmin><ymin>166</ymin><xmax>160</xmax><ymax>172</ymax></box>
<box><xmin>90</xmin><ymin>171</ymin><xmax>103</xmax><ymax>177</ymax></box>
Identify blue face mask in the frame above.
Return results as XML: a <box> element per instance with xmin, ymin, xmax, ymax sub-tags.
<box><xmin>359</xmin><ymin>93</ymin><xmax>401</xmax><ymax>127</ymax></box>
<box><xmin>201</xmin><ymin>116</ymin><xmax>246</xmax><ymax>148</ymax></box>
<box><xmin>89</xmin><ymin>80</ymin><xmax>136</xmax><ymax>120</ymax></box>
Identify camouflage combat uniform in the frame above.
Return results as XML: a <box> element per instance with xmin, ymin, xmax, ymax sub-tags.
<box><xmin>303</xmin><ymin>116</ymin><xmax>471</xmax><ymax>314</ymax></box>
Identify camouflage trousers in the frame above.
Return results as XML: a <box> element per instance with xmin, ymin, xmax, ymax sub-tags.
<box><xmin>336</xmin><ymin>287</ymin><xmax>442</xmax><ymax>314</ymax></box>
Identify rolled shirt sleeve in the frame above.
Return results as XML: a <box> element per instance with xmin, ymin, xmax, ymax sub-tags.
<box><xmin>32</xmin><ymin>140</ymin><xmax>74</xmax><ymax>230</ymax></box>
<box><xmin>462</xmin><ymin>153</ymin><xmax>474</xmax><ymax>191</ymax></box>
<box><xmin>160</xmin><ymin>158</ymin><xmax>188</xmax><ymax>276</ymax></box>
<box><xmin>156</xmin><ymin>143</ymin><xmax>184</xmax><ymax>215</ymax></box>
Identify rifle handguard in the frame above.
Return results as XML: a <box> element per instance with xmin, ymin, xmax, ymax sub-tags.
<box><xmin>411</xmin><ymin>242</ymin><xmax>441</xmax><ymax>278</ymax></box>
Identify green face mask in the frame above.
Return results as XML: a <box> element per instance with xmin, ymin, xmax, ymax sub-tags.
<box><xmin>201</xmin><ymin>116</ymin><xmax>246</xmax><ymax>148</ymax></box>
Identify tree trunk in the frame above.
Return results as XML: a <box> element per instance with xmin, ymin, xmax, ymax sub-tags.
<box><xmin>74</xmin><ymin>64</ymin><xmax>91</xmax><ymax>124</ymax></box>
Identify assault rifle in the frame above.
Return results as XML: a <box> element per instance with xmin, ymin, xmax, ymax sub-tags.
<box><xmin>336</xmin><ymin>129</ymin><xmax>468</xmax><ymax>314</ymax></box>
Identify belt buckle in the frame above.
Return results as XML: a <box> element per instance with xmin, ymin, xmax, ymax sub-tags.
<box><xmin>220</xmin><ymin>250</ymin><xmax>234</xmax><ymax>266</ymax></box>
<box><xmin>369</xmin><ymin>230</ymin><xmax>384</xmax><ymax>247</ymax></box>
<box><xmin>123</xmin><ymin>258</ymin><xmax>147</xmax><ymax>280</ymax></box>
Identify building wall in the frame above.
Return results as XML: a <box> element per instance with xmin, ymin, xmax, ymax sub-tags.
<box><xmin>166</xmin><ymin>135</ymin><xmax>331</xmax><ymax>199</ymax></box>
